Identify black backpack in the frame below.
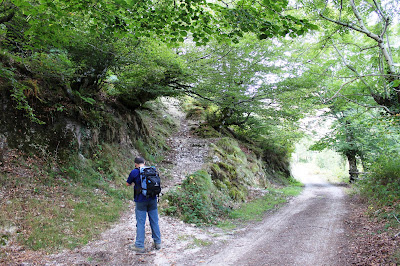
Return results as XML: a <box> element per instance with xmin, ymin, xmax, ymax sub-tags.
<box><xmin>140</xmin><ymin>166</ymin><xmax>162</xmax><ymax>198</ymax></box>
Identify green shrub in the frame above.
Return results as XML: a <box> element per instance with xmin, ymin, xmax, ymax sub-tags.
<box><xmin>161</xmin><ymin>170</ymin><xmax>230</xmax><ymax>224</ymax></box>
<box><xmin>191</xmin><ymin>123</ymin><xmax>221</xmax><ymax>138</ymax></box>
<box><xmin>181</xmin><ymin>97</ymin><xmax>208</xmax><ymax>120</ymax></box>
<box><xmin>359</xmin><ymin>156</ymin><xmax>400</xmax><ymax>206</ymax></box>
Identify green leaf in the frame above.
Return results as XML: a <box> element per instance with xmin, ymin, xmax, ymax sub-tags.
<box><xmin>392</xmin><ymin>80</ymin><xmax>400</xmax><ymax>87</ymax></box>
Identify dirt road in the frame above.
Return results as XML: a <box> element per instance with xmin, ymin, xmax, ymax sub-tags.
<box><xmin>176</xmin><ymin>164</ymin><xmax>349</xmax><ymax>266</ymax></box>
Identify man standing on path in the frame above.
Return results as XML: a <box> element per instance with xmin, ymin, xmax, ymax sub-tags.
<box><xmin>126</xmin><ymin>157</ymin><xmax>162</xmax><ymax>253</ymax></box>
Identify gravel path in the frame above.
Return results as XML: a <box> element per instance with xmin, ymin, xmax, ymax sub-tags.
<box><xmin>159</xmin><ymin>98</ymin><xmax>213</xmax><ymax>193</ymax></box>
<box><xmin>175</xmin><ymin>164</ymin><xmax>349</xmax><ymax>266</ymax></box>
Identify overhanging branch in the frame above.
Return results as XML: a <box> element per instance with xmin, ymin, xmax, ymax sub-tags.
<box><xmin>319</xmin><ymin>0</ymin><xmax>396</xmax><ymax>75</ymax></box>
<box><xmin>332</xmin><ymin>42</ymin><xmax>374</xmax><ymax>94</ymax></box>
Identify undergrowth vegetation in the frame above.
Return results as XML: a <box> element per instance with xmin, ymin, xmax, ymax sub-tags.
<box><xmin>0</xmin><ymin>144</ymin><xmax>132</xmax><ymax>252</ymax></box>
<box><xmin>161</xmin><ymin>170</ymin><xmax>303</xmax><ymax>226</ymax></box>
<box><xmin>357</xmin><ymin>156</ymin><xmax>400</xmax><ymax>233</ymax></box>
<box><xmin>359</xmin><ymin>156</ymin><xmax>400</xmax><ymax>206</ymax></box>
<box><xmin>161</xmin><ymin>170</ymin><xmax>231</xmax><ymax>225</ymax></box>
<box><xmin>161</xmin><ymin>168</ymin><xmax>302</xmax><ymax>226</ymax></box>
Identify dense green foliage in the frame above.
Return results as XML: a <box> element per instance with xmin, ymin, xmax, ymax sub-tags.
<box><xmin>7</xmin><ymin>0</ymin><xmax>315</xmax><ymax>45</ymax></box>
<box><xmin>162</xmin><ymin>170</ymin><xmax>231</xmax><ymax>224</ymax></box>
<box><xmin>360</xmin><ymin>156</ymin><xmax>400</xmax><ymax>206</ymax></box>
<box><xmin>0</xmin><ymin>0</ymin><xmax>316</xmax><ymax>119</ymax></box>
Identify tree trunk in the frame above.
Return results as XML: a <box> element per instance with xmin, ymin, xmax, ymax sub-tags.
<box><xmin>344</xmin><ymin>120</ymin><xmax>358</xmax><ymax>183</ymax></box>
<box><xmin>346</xmin><ymin>152</ymin><xmax>358</xmax><ymax>183</ymax></box>
<box><xmin>0</xmin><ymin>134</ymin><xmax>7</xmax><ymax>166</ymax></box>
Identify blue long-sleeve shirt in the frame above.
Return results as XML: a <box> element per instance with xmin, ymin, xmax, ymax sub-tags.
<box><xmin>127</xmin><ymin>168</ymin><xmax>156</xmax><ymax>202</ymax></box>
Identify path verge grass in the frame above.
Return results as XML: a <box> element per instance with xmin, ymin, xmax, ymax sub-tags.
<box><xmin>218</xmin><ymin>182</ymin><xmax>303</xmax><ymax>229</ymax></box>
<box><xmin>0</xmin><ymin>145</ymin><xmax>132</xmax><ymax>255</ymax></box>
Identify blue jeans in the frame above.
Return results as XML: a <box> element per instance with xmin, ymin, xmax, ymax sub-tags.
<box><xmin>135</xmin><ymin>199</ymin><xmax>161</xmax><ymax>248</ymax></box>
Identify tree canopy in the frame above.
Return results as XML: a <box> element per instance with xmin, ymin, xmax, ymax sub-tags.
<box><xmin>1</xmin><ymin>0</ymin><xmax>400</xmax><ymax>195</ymax></box>
<box><xmin>299</xmin><ymin>0</ymin><xmax>400</xmax><ymax>114</ymax></box>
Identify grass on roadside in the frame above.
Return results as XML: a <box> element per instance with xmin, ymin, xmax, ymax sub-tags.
<box><xmin>20</xmin><ymin>188</ymin><xmax>126</xmax><ymax>251</ymax></box>
<box><xmin>0</xmin><ymin>145</ymin><xmax>133</xmax><ymax>254</ymax></box>
<box><xmin>218</xmin><ymin>183</ymin><xmax>303</xmax><ymax>229</ymax></box>
<box><xmin>177</xmin><ymin>234</ymin><xmax>212</xmax><ymax>249</ymax></box>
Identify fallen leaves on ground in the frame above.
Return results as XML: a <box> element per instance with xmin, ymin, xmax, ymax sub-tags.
<box><xmin>344</xmin><ymin>195</ymin><xmax>400</xmax><ymax>265</ymax></box>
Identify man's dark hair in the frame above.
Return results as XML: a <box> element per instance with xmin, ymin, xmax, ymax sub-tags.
<box><xmin>134</xmin><ymin>157</ymin><xmax>145</xmax><ymax>164</ymax></box>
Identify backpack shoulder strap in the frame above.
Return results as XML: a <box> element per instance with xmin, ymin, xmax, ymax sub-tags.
<box><xmin>139</xmin><ymin>166</ymin><xmax>151</xmax><ymax>178</ymax></box>
<box><xmin>133</xmin><ymin>168</ymin><xmax>142</xmax><ymax>200</ymax></box>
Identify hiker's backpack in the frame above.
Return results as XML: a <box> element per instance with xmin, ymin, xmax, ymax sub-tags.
<box><xmin>140</xmin><ymin>166</ymin><xmax>161</xmax><ymax>198</ymax></box>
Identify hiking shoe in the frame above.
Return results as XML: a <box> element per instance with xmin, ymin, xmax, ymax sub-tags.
<box><xmin>128</xmin><ymin>244</ymin><xmax>146</xmax><ymax>253</ymax></box>
<box><xmin>154</xmin><ymin>242</ymin><xmax>162</xmax><ymax>250</ymax></box>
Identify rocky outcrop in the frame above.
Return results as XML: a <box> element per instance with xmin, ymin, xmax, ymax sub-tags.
<box><xmin>0</xmin><ymin>90</ymin><xmax>149</xmax><ymax>160</ymax></box>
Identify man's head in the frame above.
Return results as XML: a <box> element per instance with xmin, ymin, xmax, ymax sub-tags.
<box><xmin>134</xmin><ymin>157</ymin><xmax>145</xmax><ymax>167</ymax></box>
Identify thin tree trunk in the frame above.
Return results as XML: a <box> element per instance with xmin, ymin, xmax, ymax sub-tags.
<box><xmin>346</xmin><ymin>152</ymin><xmax>358</xmax><ymax>183</ymax></box>
<box><xmin>344</xmin><ymin>120</ymin><xmax>358</xmax><ymax>183</ymax></box>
